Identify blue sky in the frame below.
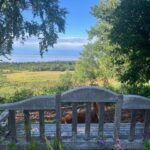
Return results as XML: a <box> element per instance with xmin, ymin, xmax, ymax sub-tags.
<box><xmin>2</xmin><ymin>0</ymin><xmax>99</xmax><ymax>62</ymax></box>
<box><xmin>60</xmin><ymin>0</ymin><xmax>99</xmax><ymax>37</ymax></box>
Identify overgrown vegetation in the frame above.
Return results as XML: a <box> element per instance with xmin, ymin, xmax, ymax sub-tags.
<box><xmin>72</xmin><ymin>0</ymin><xmax>150</xmax><ymax>96</ymax></box>
<box><xmin>0</xmin><ymin>61</ymin><xmax>75</xmax><ymax>72</ymax></box>
<box><xmin>0</xmin><ymin>0</ymin><xmax>150</xmax><ymax>103</ymax></box>
<box><xmin>5</xmin><ymin>136</ymin><xmax>64</xmax><ymax>150</ymax></box>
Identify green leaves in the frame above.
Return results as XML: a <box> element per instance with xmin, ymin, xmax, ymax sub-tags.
<box><xmin>0</xmin><ymin>0</ymin><xmax>67</xmax><ymax>56</ymax></box>
<box><xmin>75</xmin><ymin>0</ymin><xmax>150</xmax><ymax>86</ymax></box>
<box><xmin>74</xmin><ymin>0</ymin><xmax>118</xmax><ymax>85</ymax></box>
<box><xmin>110</xmin><ymin>0</ymin><xmax>150</xmax><ymax>85</ymax></box>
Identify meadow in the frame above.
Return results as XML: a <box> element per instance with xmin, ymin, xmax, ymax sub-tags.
<box><xmin>0</xmin><ymin>71</ymin><xmax>64</xmax><ymax>96</ymax></box>
<box><xmin>0</xmin><ymin>61</ymin><xmax>149</xmax><ymax>103</ymax></box>
<box><xmin>0</xmin><ymin>62</ymin><xmax>75</xmax><ymax>103</ymax></box>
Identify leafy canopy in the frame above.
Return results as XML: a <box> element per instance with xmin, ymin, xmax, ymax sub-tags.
<box><xmin>0</xmin><ymin>0</ymin><xmax>67</xmax><ymax>56</ymax></box>
<box><xmin>110</xmin><ymin>0</ymin><xmax>150</xmax><ymax>85</ymax></box>
<box><xmin>74</xmin><ymin>0</ymin><xmax>118</xmax><ymax>85</ymax></box>
<box><xmin>76</xmin><ymin>0</ymin><xmax>150</xmax><ymax>86</ymax></box>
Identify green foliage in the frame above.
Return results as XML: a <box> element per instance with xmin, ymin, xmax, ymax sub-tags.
<box><xmin>121</xmin><ymin>84</ymin><xmax>150</xmax><ymax>97</ymax></box>
<box><xmin>25</xmin><ymin>140</ymin><xmax>41</xmax><ymax>150</ymax></box>
<box><xmin>74</xmin><ymin>44</ymin><xmax>99</xmax><ymax>84</ymax></box>
<box><xmin>45</xmin><ymin>136</ymin><xmax>63</xmax><ymax>150</ymax></box>
<box><xmin>0</xmin><ymin>61</ymin><xmax>75</xmax><ymax>103</ymax></box>
<box><xmin>11</xmin><ymin>89</ymin><xmax>33</xmax><ymax>102</ymax></box>
<box><xmin>0</xmin><ymin>88</ymin><xmax>34</xmax><ymax>103</ymax></box>
<box><xmin>5</xmin><ymin>137</ymin><xmax>63</xmax><ymax>150</ymax></box>
<box><xmin>109</xmin><ymin>0</ymin><xmax>150</xmax><ymax>85</ymax></box>
<box><xmin>57</xmin><ymin>72</ymin><xmax>74</xmax><ymax>91</ymax></box>
<box><xmin>74</xmin><ymin>0</ymin><xmax>118</xmax><ymax>85</ymax></box>
<box><xmin>74</xmin><ymin>0</ymin><xmax>149</xmax><ymax>87</ymax></box>
<box><xmin>144</xmin><ymin>139</ymin><xmax>150</xmax><ymax>150</ymax></box>
<box><xmin>5</xmin><ymin>142</ymin><xmax>17</xmax><ymax>150</ymax></box>
<box><xmin>0</xmin><ymin>0</ymin><xmax>67</xmax><ymax>56</ymax></box>
<box><xmin>0</xmin><ymin>62</ymin><xmax>75</xmax><ymax>72</ymax></box>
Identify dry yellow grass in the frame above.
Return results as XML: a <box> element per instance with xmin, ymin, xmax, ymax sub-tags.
<box><xmin>6</xmin><ymin>71</ymin><xmax>64</xmax><ymax>82</ymax></box>
<box><xmin>0</xmin><ymin>71</ymin><xmax>65</xmax><ymax>96</ymax></box>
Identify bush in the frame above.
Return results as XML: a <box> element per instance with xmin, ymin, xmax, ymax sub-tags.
<box><xmin>121</xmin><ymin>84</ymin><xmax>150</xmax><ymax>97</ymax></box>
<box><xmin>5</xmin><ymin>89</ymin><xmax>34</xmax><ymax>103</ymax></box>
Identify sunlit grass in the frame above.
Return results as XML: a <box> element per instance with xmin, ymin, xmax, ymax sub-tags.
<box><xmin>0</xmin><ymin>71</ymin><xmax>64</xmax><ymax>97</ymax></box>
<box><xmin>6</xmin><ymin>71</ymin><xmax>63</xmax><ymax>82</ymax></box>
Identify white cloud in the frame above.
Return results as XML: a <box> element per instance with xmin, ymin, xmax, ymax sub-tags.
<box><xmin>14</xmin><ymin>36</ymin><xmax>88</xmax><ymax>50</ymax></box>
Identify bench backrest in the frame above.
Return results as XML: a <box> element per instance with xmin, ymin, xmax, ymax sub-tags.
<box><xmin>122</xmin><ymin>95</ymin><xmax>150</xmax><ymax>141</ymax></box>
<box><xmin>59</xmin><ymin>86</ymin><xmax>123</xmax><ymax>141</ymax></box>
<box><xmin>0</xmin><ymin>86</ymin><xmax>149</xmax><ymax>144</ymax></box>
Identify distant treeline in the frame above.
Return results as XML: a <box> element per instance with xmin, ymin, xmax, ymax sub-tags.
<box><xmin>0</xmin><ymin>61</ymin><xmax>75</xmax><ymax>72</ymax></box>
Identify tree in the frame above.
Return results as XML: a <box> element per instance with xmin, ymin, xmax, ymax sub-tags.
<box><xmin>74</xmin><ymin>44</ymin><xmax>99</xmax><ymax>85</ymax></box>
<box><xmin>110</xmin><ymin>0</ymin><xmax>150</xmax><ymax>85</ymax></box>
<box><xmin>0</xmin><ymin>0</ymin><xmax>67</xmax><ymax>57</ymax></box>
<box><xmin>74</xmin><ymin>0</ymin><xmax>118</xmax><ymax>85</ymax></box>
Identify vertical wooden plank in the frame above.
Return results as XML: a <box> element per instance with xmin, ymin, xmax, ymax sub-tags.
<box><xmin>9</xmin><ymin>110</ymin><xmax>16</xmax><ymax>142</ymax></box>
<box><xmin>98</xmin><ymin>103</ymin><xmax>105</xmax><ymax>139</ymax></box>
<box><xmin>72</xmin><ymin>103</ymin><xmax>77</xmax><ymax>142</ymax></box>
<box><xmin>128</xmin><ymin>110</ymin><xmax>137</xmax><ymax>141</ymax></box>
<box><xmin>144</xmin><ymin>110</ymin><xmax>150</xmax><ymax>134</ymax></box>
<box><xmin>24</xmin><ymin>110</ymin><xmax>31</xmax><ymax>142</ymax></box>
<box><xmin>55</xmin><ymin>93</ymin><xmax>61</xmax><ymax>141</ymax></box>
<box><xmin>8</xmin><ymin>111</ymin><xmax>11</xmax><ymax>132</ymax></box>
<box><xmin>85</xmin><ymin>102</ymin><xmax>91</xmax><ymax>140</ymax></box>
<box><xmin>39</xmin><ymin>110</ymin><xmax>45</xmax><ymax>142</ymax></box>
<box><xmin>114</xmin><ymin>94</ymin><xmax>123</xmax><ymax>142</ymax></box>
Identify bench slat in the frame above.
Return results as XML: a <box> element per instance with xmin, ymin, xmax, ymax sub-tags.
<box><xmin>72</xmin><ymin>103</ymin><xmax>77</xmax><ymax>142</ymax></box>
<box><xmin>128</xmin><ymin>110</ymin><xmax>137</xmax><ymax>142</ymax></box>
<box><xmin>144</xmin><ymin>109</ymin><xmax>150</xmax><ymax>133</ymax></box>
<box><xmin>98</xmin><ymin>103</ymin><xmax>105</xmax><ymax>139</ymax></box>
<box><xmin>24</xmin><ymin>110</ymin><xmax>31</xmax><ymax>142</ymax></box>
<box><xmin>9</xmin><ymin>110</ymin><xmax>16</xmax><ymax>142</ymax></box>
<box><xmin>114</xmin><ymin>94</ymin><xmax>123</xmax><ymax>141</ymax></box>
<box><xmin>85</xmin><ymin>103</ymin><xmax>91</xmax><ymax>140</ymax></box>
<box><xmin>56</xmin><ymin>94</ymin><xmax>61</xmax><ymax>141</ymax></box>
<box><xmin>39</xmin><ymin>110</ymin><xmax>45</xmax><ymax>141</ymax></box>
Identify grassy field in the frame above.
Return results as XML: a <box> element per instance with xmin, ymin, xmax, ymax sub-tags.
<box><xmin>0</xmin><ymin>71</ymin><xmax>64</xmax><ymax>98</ymax></box>
<box><xmin>0</xmin><ymin>68</ymin><xmax>149</xmax><ymax>103</ymax></box>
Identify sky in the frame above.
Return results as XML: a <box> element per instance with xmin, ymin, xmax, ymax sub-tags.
<box><xmin>1</xmin><ymin>0</ymin><xmax>99</xmax><ymax>62</ymax></box>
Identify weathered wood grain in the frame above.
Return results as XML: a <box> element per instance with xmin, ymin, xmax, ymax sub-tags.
<box><xmin>123</xmin><ymin>95</ymin><xmax>150</xmax><ymax>109</ymax></box>
<box><xmin>9</xmin><ymin>110</ymin><xmax>16</xmax><ymax>142</ymax></box>
<box><xmin>85</xmin><ymin>103</ymin><xmax>91</xmax><ymax>140</ymax></box>
<box><xmin>24</xmin><ymin>110</ymin><xmax>31</xmax><ymax>142</ymax></box>
<box><xmin>114</xmin><ymin>94</ymin><xmax>123</xmax><ymax>141</ymax></box>
<box><xmin>39</xmin><ymin>110</ymin><xmax>45</xmax><ymax>142</ymax></box>
<box><xmin>0</xmin><ymin>96</ymin><xmax>55</xmax><ymax>110</ymax></box>
<box><xmin>0</xmin><ymin>86</ymin><xmax>149</xmax><ymax>150</ymax></box>
<box><xmin>144</xmin><ymin>109</ymin><xmax>150</xmax><ymax>133</ymax></box>
<box><xmin>98</xmin><ymin>103</ymin><xmax>105</xmax><ymax>139</ymax></box>
<box><xmin>55</xmin><ymin>94</ymin><xmax>61</xmax><ymax>141</ymax></box>
<box><xmin>72</xmin><ymin>103</ymin><xmax>77</xmax><ymax>142</ymax></box>
<box><xmin>16</xmin><ymin>123</ymin><xmax>144</xmax><ymax>138</ymax></box>
<box><xmin>61</xmin><ymin>86</ymin><xmax>118</xmax><ymax>103</ymax></box>
<box><xmin>128</xmin><ymin>110</ymin><xmax>137</xmax><ymax>142</ymax></box>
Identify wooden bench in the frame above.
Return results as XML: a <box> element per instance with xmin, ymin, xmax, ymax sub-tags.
<box><xmin>0</xmin><ymin>86</ymin><xmax>149</xmax><ymax>149</ymax></box>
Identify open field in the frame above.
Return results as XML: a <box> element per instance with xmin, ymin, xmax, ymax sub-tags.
<box><xmin>0</xmin><ymin>64</ymin><xmax>149</xmax><ymax>103</ymax></box>
<box><xmin>0</xmin><ymin>71</ymin><xmax>65</xmax><ymax>99</ymax></box>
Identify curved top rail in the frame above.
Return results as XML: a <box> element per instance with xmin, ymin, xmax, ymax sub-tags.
<box><xmin>61</xmin><ymin>86</ymin><xmax>118</xmax><ymax>102</ymax></box>
<box><xmin>0</xmin><ymin>95</ymin><xmax>55</xmax><ymax>110</ymax></box>
<box><xmin>123</xmin><ymin>94</ymin><xmax>150</xmax><ymax>109</ymax></box>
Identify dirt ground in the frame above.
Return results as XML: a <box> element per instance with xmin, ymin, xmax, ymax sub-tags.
<box><xmin>16</xmin><ymin>105</ymin><xmax>145</xmax><ymax>123</ymax></box>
